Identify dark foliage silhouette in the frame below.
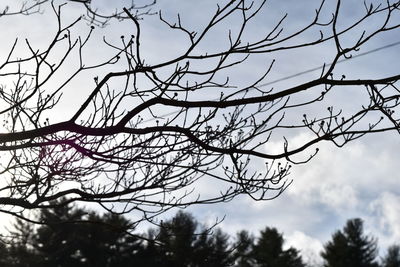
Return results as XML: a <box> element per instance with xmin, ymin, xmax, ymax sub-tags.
<box><xmin>4</xmin><ymin>200</ymin><xmax>144</xmax><ymax>267</ymax></box>
<box><xmin>321</xmin><ymin>218</ymin><xmax>379</xmax><ymax>267</ymax></box>
<box><xmin>1</xmin><ymin>206</ymin><xmax>310</xmax><ymax>267</ymax></box>
<box><xmin>252</xmin><ymin>227</ymin><xmax>305</xmax><ymax>267</ymax></box>
<box><xmin>143</xmin><ymin>211</ymin><xmax>234</xmax><ymax>267</ymax></box>
<box><xmin>2</xmin><ymin>210</ymin><xmax>400</xmax><ymax>267</ymax></box>
<box><xmin>382</xmin><ymin>245</ymin><xmax>400</xmax><ymax>267</ymax></box>
<box><xmin>232</xmin><ymin>230</ymin><xmax>255</xmax><ymax>267</ymax></box>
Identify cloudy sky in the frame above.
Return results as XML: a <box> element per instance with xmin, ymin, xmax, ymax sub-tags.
<box><xmin>144</xmin><ymin>0</ymin><xmax>400</xmax><ymax>264</ymax></box>
<box><xmin>1</xmin><ymin>0</ymin><xmax>400</xmax><ymax>264</ymax></box>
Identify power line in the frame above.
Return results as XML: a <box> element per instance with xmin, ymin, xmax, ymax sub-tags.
<box><xmin>142</xmin><ymin>40</ymin><xmax>400</xmax><ymax>123</ymax></box>
<box><xmin>258</xmin><ymin>40</ymin><xmax>400</xmax><ymax>88</ymax></box>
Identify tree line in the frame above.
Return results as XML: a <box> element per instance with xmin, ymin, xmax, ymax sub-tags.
<box><xmin>0</xmin><ymin>201</ymin><xmax>398</xmax><ymax>267</ymax></box>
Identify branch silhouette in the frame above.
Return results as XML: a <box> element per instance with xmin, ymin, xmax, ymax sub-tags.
<box><xmin>0</xmin><ymin>0</ymin><xmax>399</xmax><ymax>227</ymax></box>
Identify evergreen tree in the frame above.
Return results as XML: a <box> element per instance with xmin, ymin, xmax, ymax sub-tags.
<box><xmin>382</xmin><ymin>245</ymin><xmax>400</xmax><ymax>267</ymax></box>
<box><xmin>156</xmin><ymin>211</ymin><xmax>198</xmax><ymax>267</ymax></box>
<box><xmin>252</xmin><ymin>227</ymin><xmax>305</xmax><ymax>267</ymax></box>
<box><xmin>0</xmin><ymin>238</ymin><xmax>18</xmax><ymax>267</ymax></box>
<box><xmin>33</xmin><ymin>203</ymin><xmax>88</xmax><ymax>267</ymax></box>
<box><xmin>71</xmin><ymin>212</ymin><xmax>144</xmax><ymax>267</ymax></box>
<box><xmin>321</xmin><ymin>218</ymin><xmax>379</xmax><ymax>267</ymax></box>
<box><xmin>202</xmin><ymin>228</ymin><xmax>234</xmax><ymax>267</ymax></box>
<box><xmin>6</xmin><ymin>200</ymin><xmax>144</xmax><ymax>267</ymax></box>
<box><xmin>232</xmin><ymin>230</ymin><xmax>255</xmax><ymax>267</ymax></box>
<box><xmin>7</xmin><ymin>217</ymin><xmax>41</xmax><ymax>267</ymax></box>
<box><xmin>146</xmin><ymin>211</ymin><xmax>234</xmax><ymax>267</ymax></box>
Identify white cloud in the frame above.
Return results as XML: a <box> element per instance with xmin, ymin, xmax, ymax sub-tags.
<box><xmin>271</xmin><ymin>131</ymin><xmax>400</xmax><ymax>214</ymax></box>
<box><xmin>370</xmin><ymin>192</ymin><xmax>400</xmax><ymax>246</ymax></box>
<box><xmin>266</xmin><ymin>132</ymin><xmax>361</xmax><ymax>212</ymax></box>
<box><xmin>319</xmin><ymin>183</ymin><xmax>358</xmax><ymax>210</ymax></box>
<box><xmin>285</xmin><ymin>230</ymin><xmax>324</xmax><ymax>266</ymax></box>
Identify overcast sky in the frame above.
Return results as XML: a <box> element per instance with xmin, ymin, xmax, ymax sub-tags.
<box><xmin>2</xmin><ymin>0</ymin><xmax>400</xmax><ymax>265</ymax></box>
<box><xmin>140</xmin><ymin>0</ymin><xmax>400</xmax><ymax>264</ymax></box>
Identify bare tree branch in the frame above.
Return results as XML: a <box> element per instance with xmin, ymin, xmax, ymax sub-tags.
<box><xmin>0</xmin><ymin>0</ymin><xmax>399</xmax><ymax>228</ymax></box>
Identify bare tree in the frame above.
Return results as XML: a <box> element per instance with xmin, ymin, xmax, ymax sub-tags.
<box><xmin>0</xmin><ymin>0</ymin><xmax>399</xmax><ymax>226</ymax></box>
<box><xmin>0</xmin><ymin>0</ymin><xmax>156</xmax><ymax>26</ymax></box>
